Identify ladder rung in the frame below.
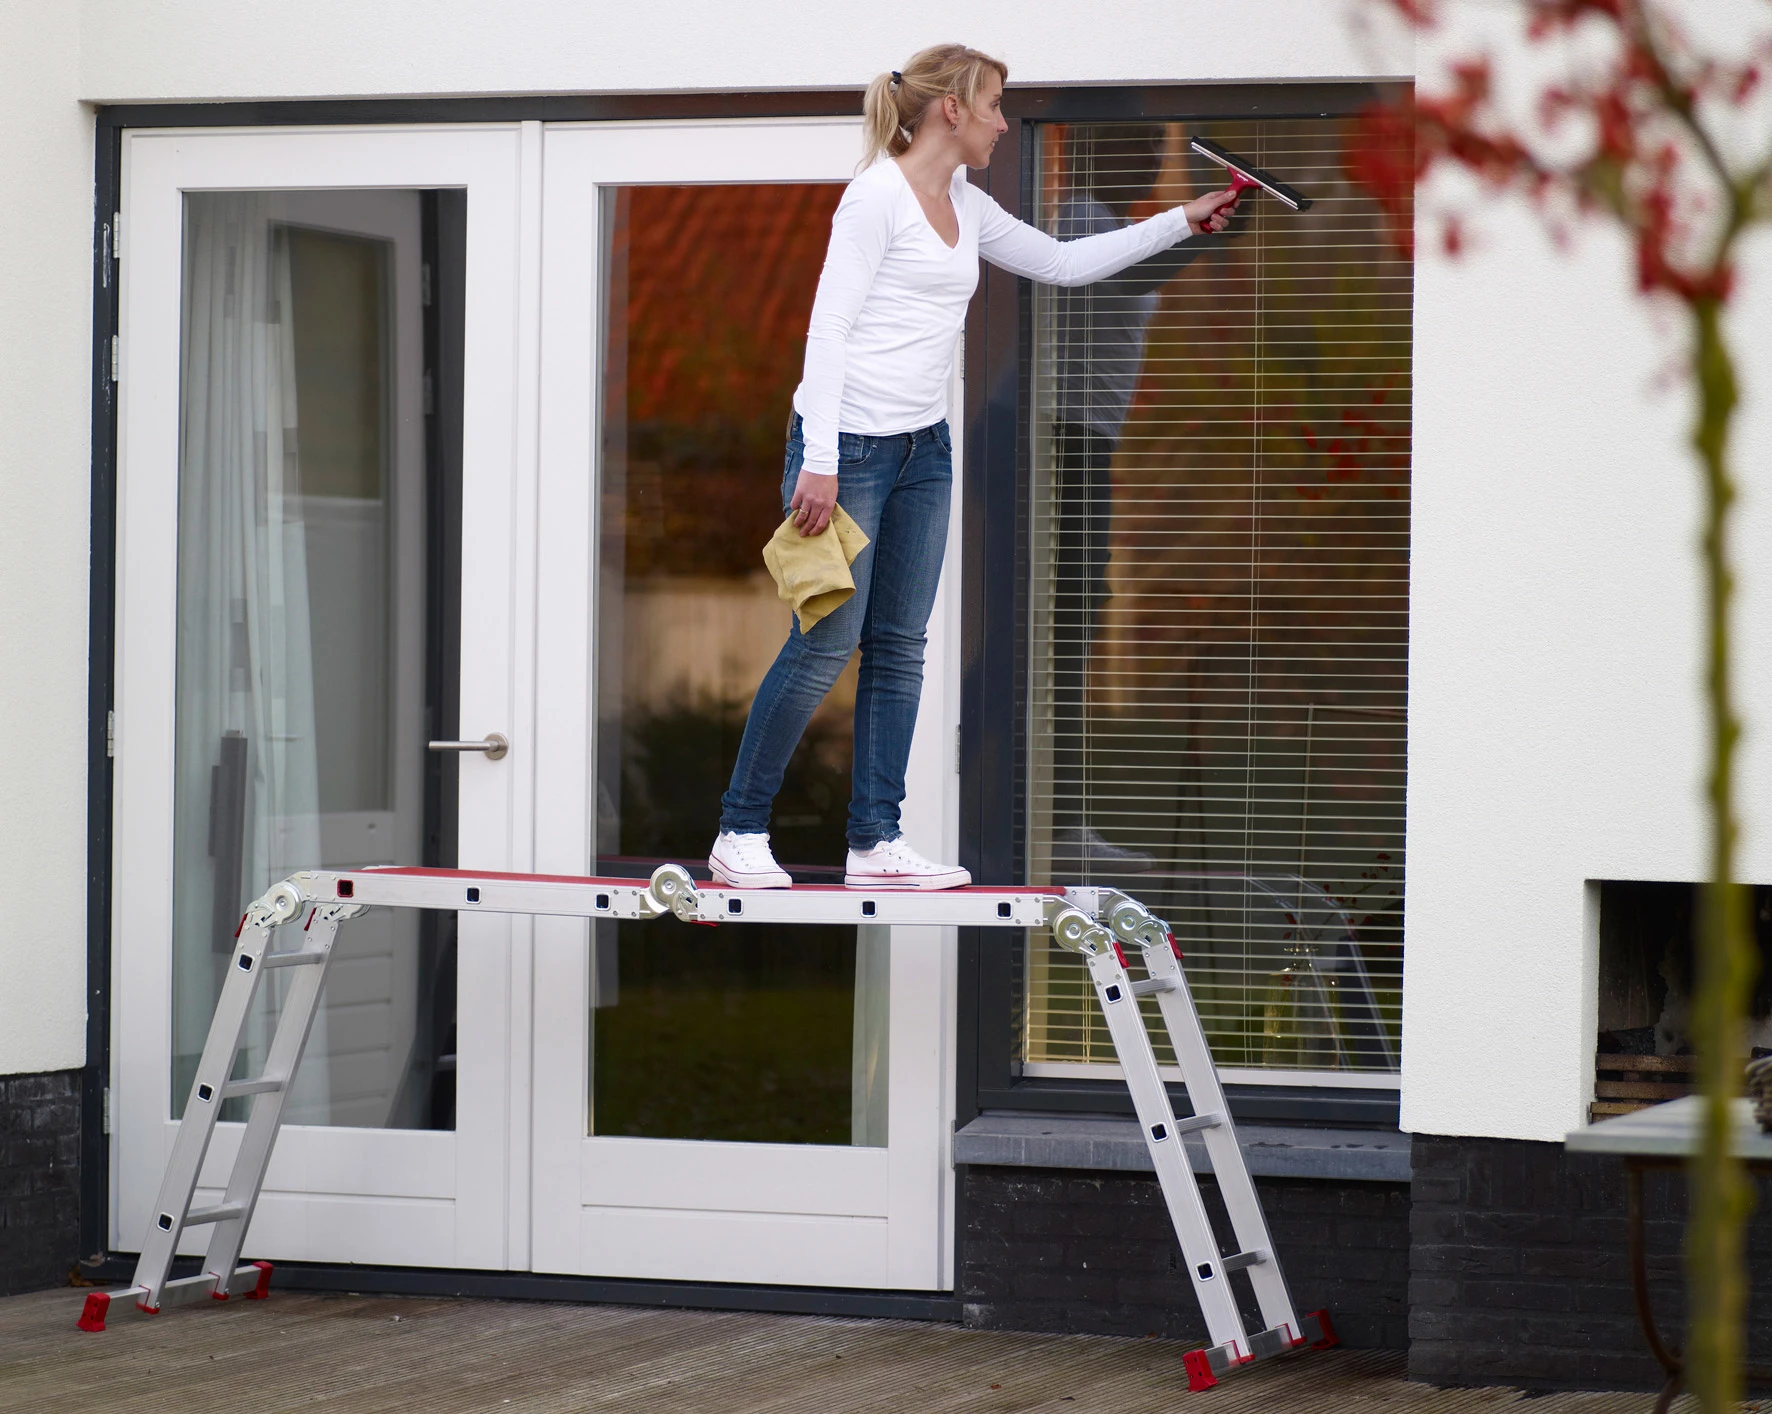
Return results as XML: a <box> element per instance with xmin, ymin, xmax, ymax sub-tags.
<box><xmin>1170</xmin><ymin>1111</ymin><xmax>1223</xmax><ymax>1136</ymax></box>
<box><xmin>261</xmin><ymin>949</ymin><xmax>328</xmax><ymax>969</ymax></box>
<box><xmin>185</xmin><ymin>1203</ymin><xmax>246</xmax><ymax>1225</ymax></box>
<box><xmin>1221</xmin><ymin>1249</ymin><xmax>1266</xmax><ymax>1273</ymax></box>
<box><xmin>1130</xmin><ymin>976</ymin><xmax>1176</xmax><ymax>996</ymax></box>
<box><xmin>220</xmin><ymin>1077</ymin><xmax>284</xmax><ymax>1099</ymax></box>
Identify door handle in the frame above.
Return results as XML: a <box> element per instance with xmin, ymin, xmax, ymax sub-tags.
<box><xmin>428</xmin><ymin>732</ymin><xmax>509</xmax><ymax>762</ymax></box>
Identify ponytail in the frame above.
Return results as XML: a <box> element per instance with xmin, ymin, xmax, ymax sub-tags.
<box><xmin>860</xmin><ymin>43</ymin><xmax>1009</xmax><ymax>170</ymax></box>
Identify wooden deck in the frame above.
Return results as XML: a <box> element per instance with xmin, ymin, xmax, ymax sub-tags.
<box><xmin>0</xmin><ymin>1285</ymin><xmax>1755</xmax><ymax>1413</ymax></box>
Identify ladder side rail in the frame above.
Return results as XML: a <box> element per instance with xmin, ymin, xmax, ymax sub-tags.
<box><xmin>1080</xmin><ymin>945</ymin><xmax>1251</xmax><ymax>1356</ymax></box>
<box><xmin>321</xmin><ymin>869</ymin><xmax>664</xmax><ymax>920</ymax></box>
<box><xmin>132</xmin><ymin>913</ymin><xmax>277</xmax><ymax>1307</ymax></box>
<box><xmin>200</xmin><ymin>905</ymin><xmax>354</xmax><ymax>1283</ymax></box>
<box><xmin>1141</xmin><ymin>935</ymin><xmax>1301</xmax><ymax>1341</ymax></box>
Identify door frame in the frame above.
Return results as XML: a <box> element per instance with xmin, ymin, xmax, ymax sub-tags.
<box><xmin>108</xmin><ymin>123</ymin><xmax>535</xmax><ymax>1269</ymax></box>
<box><xmin>530</xmin><ymin>117</ymin><xmax>963</xmax><ymax>1290</ymax></box>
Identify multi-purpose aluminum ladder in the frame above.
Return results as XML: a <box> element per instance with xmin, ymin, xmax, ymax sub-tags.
<box><xmin>82</xmin><ymin>863</ymin><xmax>1336</xmax><ymax>1391</ymax></box>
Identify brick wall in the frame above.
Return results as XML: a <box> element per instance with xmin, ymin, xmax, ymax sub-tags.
<box><xmin>1410</xmin><ymin>1135</ymin><xmax>1772</xmax><ymax>1391</ymax></box>
<box><xmin>959</xmin><ymin>1166</ymin><xmax>1409</xmax><ymax>1349</ymax></box>
<box><xmin>0</xmin><ymin>1070</ymin><xmax>82</xmax><ymax>1296</ymax></box>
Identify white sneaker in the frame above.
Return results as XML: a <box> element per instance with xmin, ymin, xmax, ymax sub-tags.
<box><xmin>845</xmin><ymin>837</ymin><xmax>971</xmax><ymax>891</ymax></box>
<box><xmin>708</xmin><ymin>831</ymin><xmax>792</xmax><ymax>889</ymax></box>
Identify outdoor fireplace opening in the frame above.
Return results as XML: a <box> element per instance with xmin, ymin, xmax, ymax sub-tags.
<box><xmin>1593</xmin><ymin>879</ymin><xmax>1772</xmax><ymax>1120</ymax></box>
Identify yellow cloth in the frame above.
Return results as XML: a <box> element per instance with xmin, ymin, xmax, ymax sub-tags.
<box><xmin>762</xmin><ymin>505</ymin><xmax>870</xmax><ymax>633</ymax></box>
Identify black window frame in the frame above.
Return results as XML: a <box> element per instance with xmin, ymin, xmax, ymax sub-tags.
<box><xmin>956</xmin><ymin>81</ymin><xmax>1411</xmax><ymax>1132</ymax></box>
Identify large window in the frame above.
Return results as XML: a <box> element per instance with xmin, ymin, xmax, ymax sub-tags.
<box><xmin>1021</xmin><ymin>116</ymin><xmax>1411</xmax><ymax>1083</ymax></box>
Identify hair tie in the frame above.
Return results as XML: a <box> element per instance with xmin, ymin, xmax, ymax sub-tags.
<box><xmin>890</xmin><ymin>70</ymin><xmax>902</xmax><ymax>87</ymax></box>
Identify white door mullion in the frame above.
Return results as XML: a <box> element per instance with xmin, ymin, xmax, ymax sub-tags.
<box><xmin>530</xmin><ymin>116</ymin><xmax>601</xmax><ymax>1274</ymax></box>
<box><xmin>503</xmin><ymin>117</ymin><xmax>548</xmax><ymax>1274</ymax></box>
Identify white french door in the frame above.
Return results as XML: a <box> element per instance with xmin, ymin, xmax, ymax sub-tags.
<box><xmin>111</xmin><ymin>117</ymin><xmax>960</xmax><ymax>1291</ymax></box>
<box><xmin>112</xmin><ymin>125</ymin><xmax>536</xmax><ymax>1267</ymax></box>
<box><xmin>528</xmin><ymin>120</ymin><xmax>961</xmax><ymax>1290</ymax></box>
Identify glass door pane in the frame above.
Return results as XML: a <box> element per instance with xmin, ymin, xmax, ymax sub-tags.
<box><xmin>590</xmin><ymin>181</ymin><xmax>887</xmax><ymax>1146</ymax></box>
<box><xmin>170</xmin><ymin>188</ymin><xmax>465</xmax><ymax>1129</ymax></box>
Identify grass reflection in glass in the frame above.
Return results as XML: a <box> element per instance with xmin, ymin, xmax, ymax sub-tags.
<box><xmin>592</xmin><ymin>915</ymin><xmax>856</xmax><ymax>1145</ymax></box>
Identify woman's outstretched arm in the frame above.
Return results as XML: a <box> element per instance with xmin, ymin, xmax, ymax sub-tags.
<box><xmin>974</xmin><ymin>185</ymin><xmax>1237</xmax><ymax>287</ymax></box>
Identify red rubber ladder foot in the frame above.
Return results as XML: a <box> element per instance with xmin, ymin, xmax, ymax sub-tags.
<box><xmin>247</xmin><ymin>1261</ymin><xmax>273</xmax><ymax>1299</ymax></box>
<box><xmin>75</xmin><ymin>1292</ymin><xmax>110</xmax><ymax>1332</ymax></box>
<box><xmin>1183</xmin><ymin>1349</ymin><xmax>1217</xmax><ymax>1392</ymax></box>
<box><xmin>1306</xmin><ymin>1307</ymin><xmax>1339</xmax><ymax>1349</ymax></box>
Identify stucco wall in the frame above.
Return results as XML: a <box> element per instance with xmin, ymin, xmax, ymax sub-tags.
<box><xmin>0</xmin><ymin>5</ymin><xmax>94</xmax><ymax>1075</ymax></box>
<box><xmin>75</xmin><ymin>0</ymin><xmax>1396</xmax><ymax>102</ymax></box>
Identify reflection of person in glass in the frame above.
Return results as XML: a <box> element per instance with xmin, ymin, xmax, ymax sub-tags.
<box><xmin>1049</xmin><ymin>126</ymin><xmax>1208</xmax><ymax>875</ymax></box>
<box><xmin>708</xmin><ymin>46</ymin><xmax>1238</xmax><ymax>891</ymax></box>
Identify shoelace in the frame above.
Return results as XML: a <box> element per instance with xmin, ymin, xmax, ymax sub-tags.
<box><xmin>867</xmin><ymin>838</ymin><xmax>934</xmax><ymax>872</ymax></box>
<box><xmin>726</xmin><ymin>833</ymin><xmax>778</xmax><ymax>869</ymax></box>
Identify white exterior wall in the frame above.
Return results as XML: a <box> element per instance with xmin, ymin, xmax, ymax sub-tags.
<box><xmin>0</xmin><ymin>4</ymin><xmax>94</xmax><ymax>1075</ymax></box>
<box><xmin>75</xmin><ymin>0</ymin><xmax>1393</xmax><ymax>101</ymax></box>
<box><xmin>4</xmin><ymin>0</ymin><xmax>1768</xmax><ymax>1149</ymax></box>
<box><xmin>1400</xmin><ymin>8</ymin><xmax>1772</xmax><ymax>1142</ymax></box>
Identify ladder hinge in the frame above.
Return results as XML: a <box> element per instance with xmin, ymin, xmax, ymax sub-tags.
<box><xmin>105</xmin><ymin>710</ymin><xmax>115</xmax><ymax>758</ymax></box>
<box><xmin>102</xmin><ymin>1086</ymin><xmax>112</xmax><ymax>1134</ymax></box>
<box><xmin>110</xmin><ymin>335</ymin><xmax>119</xmax><ymax>383</ymax></box>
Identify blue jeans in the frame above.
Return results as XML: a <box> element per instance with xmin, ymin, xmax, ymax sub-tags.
<box><xmin>720</xmin><ymin>412</ymin><xmax>952</xmax><ymax>850</ymax></box>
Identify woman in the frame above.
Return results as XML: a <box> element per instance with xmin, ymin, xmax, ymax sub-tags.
<box><xmin>709</xmin><ymin>43</ymin><xmax>1238</xmax><ymax>891</ymax></box>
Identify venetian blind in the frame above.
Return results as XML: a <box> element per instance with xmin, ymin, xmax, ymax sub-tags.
<box><xmin>1023</xmin><ymin>118</ymin><xmax>1411</xmax><ymax>1079</ymax></box>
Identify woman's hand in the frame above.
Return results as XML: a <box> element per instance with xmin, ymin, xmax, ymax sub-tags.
<box><xmin>790</xmin><ymin>469</ymin><xmax>838</xmax><ymax>536</ymax></box>
<box><xmin>1184</xmin><ymin>188</ymin><xmax>1241</xmax><ymax>235</ymax></box>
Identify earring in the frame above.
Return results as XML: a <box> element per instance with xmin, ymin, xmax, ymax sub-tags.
<box><xmin>950</xmin><ymin>121</ymin><xmax>958</xmax><ymax>135</ymax></box>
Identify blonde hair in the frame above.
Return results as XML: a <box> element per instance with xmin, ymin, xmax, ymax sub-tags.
<box><xmin>861</xmin><ymin>44</ymin><xmax>1009</xmax><ymax>169</ymax></box>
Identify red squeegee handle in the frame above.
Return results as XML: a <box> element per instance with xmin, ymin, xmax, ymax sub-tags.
<box><xmin>1227</xmin><ymin>170</ymin><xmax>1262</xmax><ymax>199</ymax></box>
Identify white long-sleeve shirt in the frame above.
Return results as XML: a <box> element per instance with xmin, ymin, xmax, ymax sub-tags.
<box><xmin>791</xmin><ymin>158</ymin><xmax>1194</xmax><ymax>476</ymax></box>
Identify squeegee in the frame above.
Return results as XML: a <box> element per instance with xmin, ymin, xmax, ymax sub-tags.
<box><xmin>1189</xmin><ymin>137</ymin><xmax>1313</xmax><ymax>213</ymax></box>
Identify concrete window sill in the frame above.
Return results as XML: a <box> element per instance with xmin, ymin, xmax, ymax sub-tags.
<box><xmin>953</xmin><ymin>1112</ymin><xmax>1411</xmax><ymax>1182</ymax></box>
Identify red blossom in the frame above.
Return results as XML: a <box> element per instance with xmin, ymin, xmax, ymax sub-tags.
<box><xmin>1357</xmin><ymin>0</ymin><xmax>1753</xmax><ymax>311</ymax></box>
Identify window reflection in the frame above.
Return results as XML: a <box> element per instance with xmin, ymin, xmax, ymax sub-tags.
<box><xmin>1025</xmin><ymin>121</ymin><xmax>1411</xmax><ymax>1075</ymax></box>
<box><xmin>591</xmin><ymin>183</ymin><xmax>888</xmax><ymax>1146</ymax></box>
<box><xmin>171</xmin><ymin>190</ymin><xmax>464</xmax><ymax>1128</ymax></box>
